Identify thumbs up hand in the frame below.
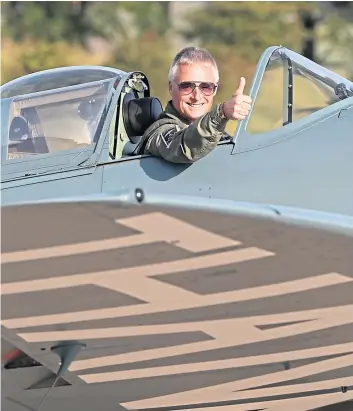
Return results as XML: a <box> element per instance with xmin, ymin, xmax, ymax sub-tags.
<box><xmin>221</xmin><ymin>77</ymin><xmax>252</xmax><ymax>121</ymax></box>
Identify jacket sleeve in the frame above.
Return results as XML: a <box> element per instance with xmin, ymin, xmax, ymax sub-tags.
<box><xmin>143</xmin><ymin>104</ymin><xmax>228</xmax><ymax>163</ymax></box>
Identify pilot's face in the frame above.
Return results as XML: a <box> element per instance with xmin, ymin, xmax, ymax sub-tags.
<box><xmin>169</xmin><ymin>63</ymin><xmax>218</xmax><ymax>123</ymax></box>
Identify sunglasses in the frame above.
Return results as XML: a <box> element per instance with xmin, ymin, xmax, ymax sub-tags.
<box><xmin>175</xmin><ymin>81</ymin><xmax>218</xmax><ymax>96</ymax></box>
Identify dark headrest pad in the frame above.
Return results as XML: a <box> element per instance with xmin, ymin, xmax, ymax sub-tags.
<box><xmin>123</xmin><ymin>96</ymin><xmax>163</xmax><ymax>143</ymax></box>
<box><xmin>9</xmin><ymin>117</ymin><xmax>30</xmax><ymax>141</ymax></box>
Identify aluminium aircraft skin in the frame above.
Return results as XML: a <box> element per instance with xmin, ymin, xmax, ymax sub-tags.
<box><xmin>1</xmin><ymin>46</ymin><xmax>353</xmax><ymax>411</ymax></box>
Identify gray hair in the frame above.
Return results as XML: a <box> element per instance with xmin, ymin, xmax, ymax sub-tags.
<box><xmin>168</xmin><ymin>46</ymin><xmax>219</xmax><ymax>82</ymax></box>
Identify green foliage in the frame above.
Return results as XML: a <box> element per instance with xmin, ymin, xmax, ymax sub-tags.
<box><xmin>113</xmin><ymin>2</ymin><xmax>170</xmax><ymax>37</ymax></box>
<box><xmin>1</xmin><ymin>1</ymin><xmax>171</xmax><ymax>45</ymax></box>
<box><xmin>1</xmin><ymin>0</ymin><xmax>352</xmax><ymax>94</ymax></box>
<box><xmin>85</xmin><ymin>1</ymin><xmax>170</xmax><ymax>43</ymax></box>
<box><xmin>106</xmin><ymin>31</ymin><xmax>174</xmax><ymax>106</ymax></box>
<box><xmin>317</xmin><ymin>3</ymin><xmax>353</xmax><ymax>78</ymax></box>
<box><xmin>1</xmin><ymin>1</ymin><xmax>93</xmax><ymax>44</ymax></box>
<box><xmin>181</xmin><ymin>2</ymin><xmax>316</xmax><ymax>62</ymax></box>
<box><xmin>1</xmin><ymin>38</ymin><xmax>105</xmax><ymax>85</ymax></box>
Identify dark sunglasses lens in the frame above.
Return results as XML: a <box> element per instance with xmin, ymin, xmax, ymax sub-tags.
<box><xmin>199</xmin><ymin>83</ymin><xmax>216</xmax><ymax>95</ymax></box>
<box><xmin>178</xmin><ymin>82</ymin><xmax>216</xmax><ymax>95</ymax></box>
<box><xmin>179</xmin><ymin>82</ymin><xmax>195</xmax><ymax>94</ymax></box>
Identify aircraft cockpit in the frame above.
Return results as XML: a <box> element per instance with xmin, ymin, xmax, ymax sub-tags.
<box><xmin>1</xmin><ymin>46</ymin><xmax>352</xmax><ymax>182</ymax></box>
<box><xmin>108</xmin><ymin>46</ymin><xmax>353</xmax><ymax>160</ymax></box>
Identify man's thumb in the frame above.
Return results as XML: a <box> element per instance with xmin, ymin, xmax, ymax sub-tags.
<box><xmin>235</xmin><ymin>77</ymin><xmax>246</xmax><ymax>95</ymax></box>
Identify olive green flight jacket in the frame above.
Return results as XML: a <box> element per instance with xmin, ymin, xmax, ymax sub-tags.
<box><xmin>138</xmin><ymin>101</ymin><xmax>229</xmax><ymax>163</ymax></box>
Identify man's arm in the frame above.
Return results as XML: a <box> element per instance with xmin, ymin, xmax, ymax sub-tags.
<box><xmin>144</xmin><ymin>104</ymin><xmax>228</xmax><ymax>163</ymax></box>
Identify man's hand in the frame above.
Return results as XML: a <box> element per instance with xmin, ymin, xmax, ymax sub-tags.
<box><xmin>221</xmin><ymin>77</ymin><xmax>252</xmax><ymax>121</ymax></box>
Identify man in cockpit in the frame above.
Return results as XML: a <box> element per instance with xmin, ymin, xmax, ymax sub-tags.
<box><xmin>140</xmin><ymin>46</ymin><xmax>252</xmax><ymax>163</ymax></box>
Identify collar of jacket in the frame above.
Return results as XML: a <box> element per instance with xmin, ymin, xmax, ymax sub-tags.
<box><xmin>163</xmin><ymin>101</ymin><xmax>192</xmax><ymax>125</ymax></box>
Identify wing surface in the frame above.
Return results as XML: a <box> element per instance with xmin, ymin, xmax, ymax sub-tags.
<box><xmin>2</xmin><ymin>190</ymin><xmax>353</xmax><ymax>411</ymax></box>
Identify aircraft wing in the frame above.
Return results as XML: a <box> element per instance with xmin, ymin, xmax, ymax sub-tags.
<box><xmin>2</xmin><ymin>190</ymin><xmax>353</xmax><ymax>411</ymax></box>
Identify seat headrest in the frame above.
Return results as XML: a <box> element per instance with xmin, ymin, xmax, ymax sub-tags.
<box><xmin>9</xmin><ymin>117</ymin><xmax>30</xmax><ymax>141</ymax></box>
<box><xmin>123</xmin><ymin>95</ymin><xmax>163</xmax><ymax>144</ymax></box>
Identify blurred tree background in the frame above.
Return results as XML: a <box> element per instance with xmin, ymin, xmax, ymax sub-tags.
<box><xmin>1</xmin><ymin>1</ymin><xmax>353</xmax><ymax>107</ymax></box>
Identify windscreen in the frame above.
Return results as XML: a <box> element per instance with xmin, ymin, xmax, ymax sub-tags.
<box><xmin>246</xmin><ymin>47</ymin><xmax>353</xmax><ymax>134</ymax></box>
<box><xmin>6</xmin><ymin>78</ymin><xmax>115</xmax><ymax>160</ymax></box>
